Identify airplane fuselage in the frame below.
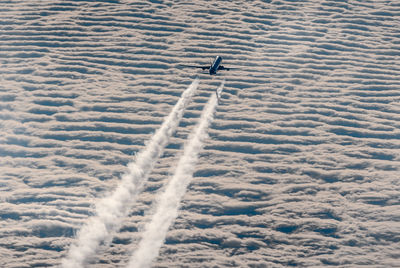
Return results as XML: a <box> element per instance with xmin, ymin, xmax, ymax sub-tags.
<box><xmin>209</xmin><ymin>56</ymin><xmax>222</xmax><ymax>75</ymax></box>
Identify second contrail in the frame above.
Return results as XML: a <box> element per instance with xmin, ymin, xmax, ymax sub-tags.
<box><xmin>127</xmin><ymin>81</ymin><xmax>224</xmax><ymax>268</ymax></box>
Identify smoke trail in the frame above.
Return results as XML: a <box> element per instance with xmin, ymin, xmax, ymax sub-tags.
<box><xmin>128</xmin><ymin>81</ymin><xmax>224</xmax><ymax>268</ymax></box>
<box><xmin>62</xmin><ymin>79</ymin><xmax>199</xmax><ymax>268</ymax></box>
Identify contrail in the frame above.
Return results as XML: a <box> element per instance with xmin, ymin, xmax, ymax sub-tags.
<box><xmin>127</xmin><ymin>81</ymin><xmax>224</xmax><ymax>268</ymax></box>
<box><xmin>62</xmin><ymin>78</ymin><xmax>199</xmax><ymax>268</ymax></box>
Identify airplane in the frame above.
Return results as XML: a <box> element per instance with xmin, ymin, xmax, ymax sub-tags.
<box><xmin>180</xmin><ymin>56</ymin><xmax>234</xmax><ymax>75</ymax></box>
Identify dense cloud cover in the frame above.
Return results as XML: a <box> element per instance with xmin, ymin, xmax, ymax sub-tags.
<box><xmin>0</xmin><ymin>0</ymin><xmax>399</xmax><ymax>267</ymax></box>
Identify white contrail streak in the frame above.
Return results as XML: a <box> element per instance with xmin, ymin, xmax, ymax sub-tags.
<box><xmin>62</xmin><ymin>79</ymin><xmax>199</xmax><ymax>268</ymax></box>
<box><xmin>128</xmin><ymin>81</ymin><xmax>224</xmax><ymax>268</ymax></box>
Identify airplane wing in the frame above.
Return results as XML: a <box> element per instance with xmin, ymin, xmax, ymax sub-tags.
<box><xmin>218</xmin><ymin>65</ymin><xmax>240</xmax><ymax>71</ymax></box>
<box><xmin>180</xmin><ymin>64</ymin><xmax>210</xmax><ymax>70</ymax></box>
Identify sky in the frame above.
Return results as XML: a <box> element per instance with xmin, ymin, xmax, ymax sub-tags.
<box><xmin>0</xmin><ymin>0</ymin><xmax>400</xmax><ymax>267</ymax></box>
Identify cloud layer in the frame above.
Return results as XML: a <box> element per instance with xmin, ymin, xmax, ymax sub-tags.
<box><xmin>0</xmin><ymin>0</ymin><xmax>399</xmax><ymax>267</ymax></box>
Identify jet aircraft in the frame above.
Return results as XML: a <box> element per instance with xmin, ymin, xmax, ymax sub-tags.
<box><xmin>180</xmin><ymin>56</ymin><xmax>234</xmax><ymax>75</ymax></box>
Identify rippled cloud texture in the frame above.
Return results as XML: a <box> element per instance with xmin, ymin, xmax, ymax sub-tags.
<box><xmin>1</xmin><ymin>0</ymin><xmax>399</xmax><ymax>267</ymax></box>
